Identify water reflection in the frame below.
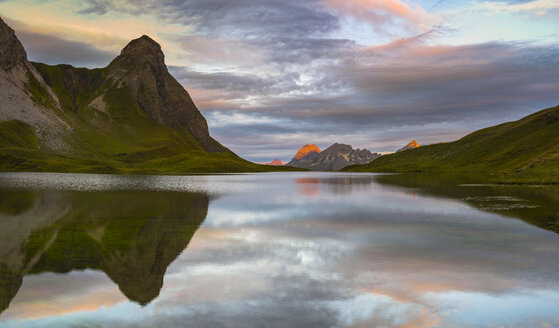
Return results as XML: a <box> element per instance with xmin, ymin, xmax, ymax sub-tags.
<box><xmin>0</xmin><ymin>188</ymin><xmax>208</xmax><ymax>313</ymax></box>
<box><xmin>0</xmin><ymin>172</ymin><xmax>558</xmax><ymax>327</ymax></box>
<box><xmin>375</xmin><ymin>173</ymin><xmax>559</xmax><ymax>233</ymax></box>
<box><xmin>297</xmin><ymin>175</ymin><xmax>377</xmax><ymax>196</ymax></box>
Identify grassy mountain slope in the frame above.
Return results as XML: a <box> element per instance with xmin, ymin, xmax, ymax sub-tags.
<box><xmin>0</xmin><ymin>63</ymin><xmax>299</xmax><ymax>173</ymax></box>
<box><xmin>344</xmin><ymin>105</ymin><xmax>559</xmax><ymax>183</ymax></box>
<box><xmin>0</xmin><ymin>17</ymin><xmax>301</xmax><ymax>173</ymax></box>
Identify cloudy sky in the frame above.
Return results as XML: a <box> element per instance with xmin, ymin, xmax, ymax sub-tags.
<box><xmin>1</xmin><ymin>0</ymin><xmax>558</xmax><ymax>162</ymax></box>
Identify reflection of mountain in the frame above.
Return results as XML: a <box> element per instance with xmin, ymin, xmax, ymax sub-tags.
<box><xmin>375</xmin><ymin>173</ymin><xmax>559</xmax><ymax>233</ymax></box>
<box><xmin>296</xmin><ymin>175</ymin><xmax>377</xmax><ymax>195</ymax></box>
<box><xmin>0</xmin><ymin>189</ymin><xmax>209</xmax><ymax>313</ymax></box>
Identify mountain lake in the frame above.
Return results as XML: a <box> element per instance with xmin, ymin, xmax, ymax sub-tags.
<box><xmin>1</xmin><ymin>172</ymin><xmax>558</xmax><ymax>327</ymax></box>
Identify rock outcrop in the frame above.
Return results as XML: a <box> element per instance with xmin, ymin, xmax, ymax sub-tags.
<box><xmin>0</xmin><ymin>17</ymin><xmax>27</xmax><ymax>71</ymax></box>
<box><xmin>0</xmin><ymin>17</ymin><xmax>69</xmax><ymax>151</ymax></box>
<box><xmin>106</xmin><ymin>35</ymin><xmax>221</xmax><ymax>152</ymax></box>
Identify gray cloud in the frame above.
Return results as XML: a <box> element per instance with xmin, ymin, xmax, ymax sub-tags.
<box><xmin>169</xmin><ymin>37</ymin><xmax>559</xmax><ymax>160</ymax></box>
<box><xmin>79</xmin><ymin>0</ymin><xmax>340</xmax><ymax>38</ymax></box>
<box><xmin>16</xmin><ymin>29</ymin><xmax>117</xmax><ymax>67</ymax></box>
<box><xmin>169</xmin><ymin>66</ymin><xmax>301</xmax><ymax>102</ymax></box>
<box><xmin>78</xmin><ymin>0</ymin><xmax>110</xmax><ymax>15</ymax></box>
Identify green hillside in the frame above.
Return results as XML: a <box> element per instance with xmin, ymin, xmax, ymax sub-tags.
<box><xmin>0</xmin><ymin>109</ymin><xmax>299</xmax><ymax>174</ymax></box>
<box><xmin>0</xmin><ymin>117</ymin><xmax>298</xmax><ymax>174</ymax></box>
<box><xmin>0</xmin><ymin>21</ymin><xmax>302</xmax><ymax>174</ymax></box>
<box><xmin>0</xmin><ymin>17</ymin><xmax>303</xmax><ymax>174</ymax></box>
<box><xmin>344</xmin><ymin>105</ymin><xmax>559</xmax><ymax>183</ymax></box>
<box><xmin>1</xmin><ymin>63</ymin><xmax>298</xmax><ymax>174</ymax></box>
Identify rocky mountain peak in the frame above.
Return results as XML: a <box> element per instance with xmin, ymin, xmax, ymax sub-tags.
<box><xmin>267</xmin><ymin>159</ymin><xmax>284</xmax><ymax>166</ymax></box>
<box><xmin>294</xmin><ymin>144</ymin><xmax>321</xmax><ymax>160</ymax></box>
<box><xmin>0</xmin><ymin>17</ymin><xmax>28</xmax><ymax>71</ymax></box>
<box><xmin>105</xmin><ymin>34</ymin><xmax>222</xmax><ymax>152</ymax></box>
<box><xmin>397</xmin><ymin>140</ymin><xmax>420</xmax><ymax>152</ymax></box>
<box><xmin>109</xmin><ymin>35</ymin><xmax>165</xmax><ymax>70</ymax></box>
<box><xmin>324</xmin><ymin>143</ymin><xmax>352</xmax><ymax>154</ymax></box>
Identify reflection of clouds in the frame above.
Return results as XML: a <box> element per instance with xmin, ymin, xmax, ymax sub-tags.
<box><xmin>148</xmin><ymin>208</ymin><xmax>559</xmax><ymax>327</ymax></box>
<box><xmin>2</xmin><ymin>173</ymin><xmax>559</xmax><ymax>327</ymax></box>
<box><xmin>437</xmin><ymin>289</ymin><xmax>559</xmax><ymax>328</ymax></box>
<box><xmin>2</xmin><ymin>271</ymin><xmax>126</xmax><ymax>320</ymax></box>
<box><xmin>325</xmin><ymin>293</ymin><xmax>441</xmax><ymax>328</ymax></box>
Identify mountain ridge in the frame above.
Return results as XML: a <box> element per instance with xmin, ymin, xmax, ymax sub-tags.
<box><xmin>343</xmin><ymin>105</ymin><xmax>559</xmax><ymax>183</ymax></box>
<box><xmin>288</xmin><ymin>143</ymin><xmax>381</xmax><ymax>171</ymax></box>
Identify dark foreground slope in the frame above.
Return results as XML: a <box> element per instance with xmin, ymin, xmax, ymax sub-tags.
<box><xmin>344</xmin><ymin>105</ymin><xmax>559</xmax><ymax>183</ymax></box>
<box><xmin>0</xmin><ymin>17</ymin><xmax>298</xmax><ymax>173</ymax></box>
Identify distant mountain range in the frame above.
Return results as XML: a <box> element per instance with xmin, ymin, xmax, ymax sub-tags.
<box><xmin>288</xmin><ymin>143</ymin><xmax>380</xmax><ymax>171</ymax></box>
<box><xmin>344</xmin><ymin>105</ymin><xmax>559</xmax><ymax>183</ymax></box>
<box><xmin>266</xmin><ymin>159</ymin><xmax>284</xmax><ymax>166</ymax></box>
<box><xmin>0</xmin><ymin>17</ymin><xmax>298</xmax><ymax>174</ymax></box>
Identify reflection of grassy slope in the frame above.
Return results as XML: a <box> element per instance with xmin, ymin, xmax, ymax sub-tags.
<box><xmin>0</xmin><ymin>190</ymin><xmax>210</xmax><ymax>312</ymax></box>
<box><xmin>0</xmin><ymin>190</ymin><xmax>35</xmax><ymax>216</ymax></box>
<box><xmin>375</xmin><ymin>173</ymin><xmax>559</xmax><ymax>233</ymax></box>
<box><xmin>345</xmin><ymin>106</ymin><xmax>559</xmax><ymax>183</ymax></box>
<box><xmin>0</xmin><ymin>63</ymin><xmax>302</xmax><ymax>173</ymax></box>
<box><xmin>24</xmin><ymin>191</ymin><xmax>209</xmax><ymax>305</ymax></box>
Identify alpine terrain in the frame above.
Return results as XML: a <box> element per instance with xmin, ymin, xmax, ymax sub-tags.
<box><xmin>344</xmin><ymin>106</ymin><xmax>559</xmax><ymax>183</ymax></box>
<box><xmin>0</xmin><ymin>17</ymin><xmax>298</xmax><ymax>174</ymax></box>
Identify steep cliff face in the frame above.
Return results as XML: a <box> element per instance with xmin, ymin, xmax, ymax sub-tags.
<box><xmin>288</xmin><ymin>143</ymin><xmax>380</xmax><ymax>171</ymax></box>
<box><xmin>0</xmin><ymin>17</ymin><xmax>69</xmax><ymax>151</ymax></box>
<box><xmin>106</xmin><ymin>35</ymin><xmax>221</xmax><ymax>152</ymax></box>
<box><xmin>0</xmin><ymin>17</ymin><xmax>26</xmax><ymax>72</ymax></box>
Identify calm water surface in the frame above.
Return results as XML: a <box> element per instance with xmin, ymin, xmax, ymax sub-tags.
<box><xmin>0</xmin><ymin>172</ymin><xmax>558</xmax><ymax>328</ymax></box>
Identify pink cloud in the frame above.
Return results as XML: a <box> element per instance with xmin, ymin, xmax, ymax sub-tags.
<box><xmin>323</xmin><ymin>0</ymin><xmax>440</xmax><ymax>33</ymax></box>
